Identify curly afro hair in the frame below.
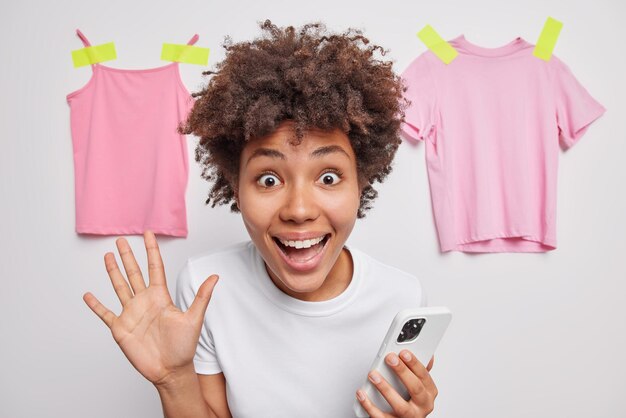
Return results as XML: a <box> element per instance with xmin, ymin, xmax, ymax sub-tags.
<box><xmin>178</xmin><ymin>19</ymin><xmax>408</xmax><ymax>218</ymax></box>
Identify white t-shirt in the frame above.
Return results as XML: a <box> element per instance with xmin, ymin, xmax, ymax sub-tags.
<box><xmin>175</xmin><ymin>240</ymin><xmax>426</xmax><ymax>418</ymax></box>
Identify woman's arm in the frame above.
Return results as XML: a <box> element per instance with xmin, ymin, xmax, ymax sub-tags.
<box><xmin>157</xmin><ymin>364</ymin><xmax>214</xmax><ymax>418</ymax></box>
<box><xmin>198</xmin><ymin>373</ymin><xmax>232</xmax><ymax>418</ymax></box>
<box><xmin>157</xmin><ymin>368</ymin><xmax>231</xmax><ymax>418</ymax></box>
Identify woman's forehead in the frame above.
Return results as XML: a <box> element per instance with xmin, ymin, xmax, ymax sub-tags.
<box><xmin>243</xmin><ymin>124</ymin><xmax>354</xmax><ymax>157</ymax></box>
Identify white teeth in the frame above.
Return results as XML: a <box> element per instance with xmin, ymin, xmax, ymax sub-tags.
<box><xmin>278</xmin><ymin>235</ymin><xmax>326</xmax><ymax>249</ymax></box>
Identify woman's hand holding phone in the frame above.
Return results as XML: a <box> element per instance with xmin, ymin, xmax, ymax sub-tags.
<box><xmin>354</xmin><ymin>307</ymin><xmax>450</xmax><ymax>417</ymax></box>
<box><xmin>82</xmin><ymin>230</ymin><xmax>219</xmax><ymax>389</ymax></box>
<box><xmin>356</xmin><ymin>352</ymin><xmax>437</xmax><ymax>418</ymax></box>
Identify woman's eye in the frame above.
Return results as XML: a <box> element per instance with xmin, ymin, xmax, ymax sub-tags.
<box><xmin>257</xmin><ymin>173</ymin><xmax>282</xmax><ymax>188</ymax></box>
<box><xmin>318</xmin><ymin>171</ymin><xmax>341</xmax><ymax>185</ymax></box>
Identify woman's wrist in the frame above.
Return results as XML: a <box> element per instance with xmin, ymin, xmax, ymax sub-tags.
<box><xmin>154</xmin><ymin>363</ymin><xmax>198</xmax><ymax>392</ymax></box>
<box><xmin>155</xmin><ymin>363</ymin><xmax>214</xmax><ymax>418</ymax></box>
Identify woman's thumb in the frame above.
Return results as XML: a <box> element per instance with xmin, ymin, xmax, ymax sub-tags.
<box><xmin>187</xmin><ymin>274</ymin><xmax>219</xmax><ymax>323</ymax></box>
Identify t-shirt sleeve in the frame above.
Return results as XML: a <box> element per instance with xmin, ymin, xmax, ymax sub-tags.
<box><xmin>553</xmin><ymin>57</ymin><xmax>606</xmax><ymax>149</ymax></box>
<box><xmin>174</xmin><ymin>260</ymin><xmax>223</xmax><ymax>375</ymax></box>
<box><xmin>400</xmin><ymin>53</ymin><xmax>437</xmax><ymax>143</ymax></box>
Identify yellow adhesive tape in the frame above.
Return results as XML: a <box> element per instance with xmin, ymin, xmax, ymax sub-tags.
<box><xmin>533</xmin><ymin>17</ymin><xmax>563</xmax><ymax>61</ymax></box>
<box><xmin>161</xmin><ymin>43</ymin><xmax>210</xmax><ymax>65</ymax></box>
<box><xmin>71</xmin><ymin>42</ymin><xmax>117</xmax><ymax>67</ymax></box>
<box><xmin>417</xmin><ymin>25</ymin><xmax>458</xmax><ymax>64</ymax></box>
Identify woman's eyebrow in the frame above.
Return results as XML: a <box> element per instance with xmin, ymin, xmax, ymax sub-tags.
<box><xmin>246</xmin><ymin>148</ymin><xmax>285</xmax><ymax>167</ymax></box>
<box><xmin>310</xmin><ymin>145</ymin><xmax>351</xmax><ymax>160</ymax></box>
<box><xmin>246</xmin><ymin>145</ymin><xmax>350</xmax><ymax>167</ymax></box>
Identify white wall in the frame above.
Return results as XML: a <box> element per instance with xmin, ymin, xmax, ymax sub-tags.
<box><xmin>1</xmin><ymin>0</ymin><xmax>624</xmax><ymax>417</ymax></box>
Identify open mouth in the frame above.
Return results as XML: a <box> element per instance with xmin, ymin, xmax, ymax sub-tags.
<box><xmin>272</xmin><ymin>234</ymin><xmax>331</xmax><ymax>261</ymax></box>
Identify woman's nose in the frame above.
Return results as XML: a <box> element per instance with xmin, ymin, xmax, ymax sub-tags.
<box><xmin>279</xmin><ymin>182</ymin><xmax>319</xmax><ymax>223</ymax></box>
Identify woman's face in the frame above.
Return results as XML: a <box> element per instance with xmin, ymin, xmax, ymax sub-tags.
<box><xmin>236</xmin><ymin>121</ymin><xmax>362</xmax><ymax>301</ymax></box>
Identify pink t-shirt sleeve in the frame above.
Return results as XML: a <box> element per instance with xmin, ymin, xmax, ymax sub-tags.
<box><xmin>400</xmin><ymin>53</ymin><xmax>437</xmax><ymax>143</ymax></box>
<box><xmin>553</xmin><ymin>57</ymin><xmax>606</xmax><ymax>149</ymax></box>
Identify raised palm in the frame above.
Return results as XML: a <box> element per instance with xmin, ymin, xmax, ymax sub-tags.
<box><xmin>83</xmin><ymin>230</ymin><xmax>219</xmax><ymax>386</ymax></box>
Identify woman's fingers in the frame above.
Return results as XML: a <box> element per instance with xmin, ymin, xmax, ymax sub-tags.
<box><xmin>385</xmin><ymin>352</ymin><xmax>430</xmax><ymax>406</ymax></box>
<box><xmin>187</xmin><ymin>275</ymin><xmax>220</xmax><ymax>324</ymax></box>
<box><xmin>367</xmin><ymin>370</ymin><xmax>412</xmax><ymax>417</ymax></box>
<box><xmin>104</xmin><ymin>251</ymin><xmax>133</xmax><ymax>306</ymax></box>
<box><xmin>426</xmin><ymin>356</ymin><xmax>434</xmax><ymax>372</ymax></box>
<box><xmin>361</xmin><ymin>352</ymin><xmax>438</xmax><ymax>417</ymax></box>
<box><xmin>99</xmin><ymin>230</ymin><xmax>174</xmax><ymax>315</ymax></box>
<box><xmin>356</xmin><ymin>389</ymin><xmax>393</xmax><ymax>418</ymax></box>
<box><xmin>143</xmin><ymin>230</ymin><xmax>167</xmax><ymax>288</ymax></box>
<box><xmin>83</xmin><ymin>291</ymin><xmax>117</xmax><ymax>329</ymax></box>
<box><xmin>399</xmin><ymin>350</ymin><xmax>438</xmax><ymax>400</ymax></box>
<box><xmin>115</xmin><ymin>236</ymin><xmax>147</xmax><ymax>295</ymax></box>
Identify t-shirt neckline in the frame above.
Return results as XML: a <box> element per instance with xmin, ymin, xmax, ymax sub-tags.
<box><xmin>249</xmin><ymin>241</ymin><xmax>362</xmax><ymax>317</ymax></box>
<box><xmin>451</xmin><ymin>34</ymin><xmax>530</xmax><ymax>57</ymax></box>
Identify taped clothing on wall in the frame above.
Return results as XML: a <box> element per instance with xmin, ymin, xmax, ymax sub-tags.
<box><xmin>66</xmin><ymin>29</ymin><xmax>196</xmax><ymax>237</ymax></box>
<box><xmin>401</xmin><ymin>34</ymin><xmax>606</xmax><ymax>253</ymax></box>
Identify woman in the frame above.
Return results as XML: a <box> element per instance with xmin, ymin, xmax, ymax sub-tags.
<box><xmin>83</xmin><ymin>20</ymin><xmax>437</xmax><ymax>418</ymax></box>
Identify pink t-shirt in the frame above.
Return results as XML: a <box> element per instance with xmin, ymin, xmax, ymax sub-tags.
<box><xmin>401</xmin><ymin>35</ymin><xmax>606</xmax><ymax>252</ymax></box>
<box><xmin>66</xmin><ymin>29</ymin><xmax>196</xmax><ymax>237</ymax></box>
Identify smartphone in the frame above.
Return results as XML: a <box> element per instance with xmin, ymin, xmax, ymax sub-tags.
<box><xmin>353</xmin><ymin>306</ymin><xmax>452</xmax><ymax>417</ymax></box>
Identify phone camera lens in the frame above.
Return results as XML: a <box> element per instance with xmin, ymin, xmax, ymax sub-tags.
<box><xmin>396</xmin><ymin>318</ymin><xmax>426</xmax><ymax>344</ymax></box>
